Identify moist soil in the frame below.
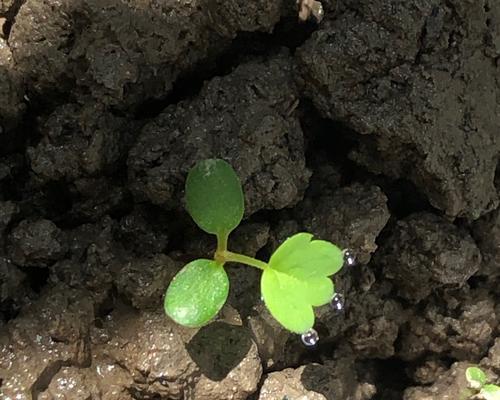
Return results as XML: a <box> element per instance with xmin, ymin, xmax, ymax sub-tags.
<box><xmin>0</xmin><ymin>1</ymin><xmax>499</xmax><ymax>399</ymax></box>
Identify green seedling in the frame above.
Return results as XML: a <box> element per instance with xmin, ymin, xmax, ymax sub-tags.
<box><xmin>164</xmin><ymin>159</ymin><xmax>347</xmax><ymax>340</ymax></box>
<box><xmin>465</xmin><ymin>366</ymin><xmax>500</xmax><ymax>400</ymax></box>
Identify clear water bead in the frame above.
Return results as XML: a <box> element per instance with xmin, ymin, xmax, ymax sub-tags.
<box><xmin>330</xmin><ymin>293</ymin><xmax>345</xmax><ymax>312</ymax></box>
<box><xmin>343</xmin><ymin>249</ymin><xmax>356</xmax><ymax>267</ymax></box>
<box><xmin>301</xmin><ymin>328</ymin><xmax>319</xmax><ymax>347</ymax></box>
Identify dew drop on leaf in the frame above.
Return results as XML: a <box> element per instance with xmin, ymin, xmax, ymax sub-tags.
<box><xmin>343</xmin><ymin>249</ymin><xmax>356</xmax><ymax>267</ymax></box>
<box><xmin>330</xmin><ymin>293</ymin><xmax>345</xmax><ymax>312</ymax></box>
<box><xmin>301</xmin><ymin>328</ymin><xmax>319</xmax><ymax>347</ymax></box>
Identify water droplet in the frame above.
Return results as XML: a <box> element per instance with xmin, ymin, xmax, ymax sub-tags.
<box><xmin>330</xmin><ymin>293</ymin><xmax>345</xmax><ymax>312</ymax></box>
<box><xmin>301</xmin><ymin>328</ymin><xmax>319</xmax><ymax>347</ymax></box>
<box><xmin>343</xmin><ymin>249</ymin><xmax>356</xmax><ymax>267</ymax></box>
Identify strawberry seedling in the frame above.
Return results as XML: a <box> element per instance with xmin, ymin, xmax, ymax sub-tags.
<box><xmin>164</xmin><ymin>159</ymin><xmax>348</xmax><ymax>343</ymax></box>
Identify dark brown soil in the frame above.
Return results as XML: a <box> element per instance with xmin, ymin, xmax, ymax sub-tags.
<box><xmin>0</xmin><ymin>1</ymin><xmax>499</xmax><ymax>399</ymax></box>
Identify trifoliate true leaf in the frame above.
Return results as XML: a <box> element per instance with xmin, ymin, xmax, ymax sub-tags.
<box><xmin>261</xmin><ymin>233</ymin><xmax>344</xmax><ymax>333</ymax></box>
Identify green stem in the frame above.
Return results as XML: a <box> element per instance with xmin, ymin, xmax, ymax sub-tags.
<box><xmin>214</xmin><ymin>232</ymin><xmax>268</xmax><ymax>270</ymax></box>
<box><xmin>216</xmin><ymin>232</ymin><xmax>229</xmax><ymax>253</ymax></box>
<box><xmin>222</xmin><ymin>251</ymin><xmax>268</xmax><ymax>270</ymax></box>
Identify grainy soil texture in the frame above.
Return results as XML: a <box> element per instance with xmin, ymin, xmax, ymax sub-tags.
<box><xmin>0</xmin><ymin>1</ymin><xmax>499</xmax><ymax>399</ymax></box>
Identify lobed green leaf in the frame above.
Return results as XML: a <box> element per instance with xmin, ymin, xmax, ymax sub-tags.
<box><xmin>164</xmin><ymin>259</ymin><xmax>229</xmax><ymax>327</ymax></box>
<box><xmin>185</xmin><ymin>159</ymin><xmax>244</xmax><ymax>236</ymax></box>
<box><xmin>262</xmin><ymin>232</ymin><xmax>344</xmax><ymax>333</ymax></box>
<box><xmin>269</xmin><ymin>233</ymin><xmax>344</xmax><ymax>279</ymax></box>
<box><xmin>262</xmin><ymin>269</ymin><xmax>334</xmax><ymax>333</ymax></box>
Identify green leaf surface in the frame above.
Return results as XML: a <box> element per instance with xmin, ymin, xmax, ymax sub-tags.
<box><xmin>186</xmin><ymin>159</ymin><xmax>244</xmax><ymax>236</ymax></box>
<box><xmin>481</xmin><ymin>384</ymin><xmax>500</xmax><ymax>400</ymax></box>
<box><xmin>466</xmin><ymin>367</ymin><xmax>487</xmax><ymax>388</ymax></box>
<box><xmin>262</xmin><ymin>233</ymin><xmax>343</xmax><ymax>333</ymax></box>
<box><xmin>262</xmin><ymin>269</ymin><xmax>333</xmax><ymax>333</ymax></box>
<box><xmin>269</xmin><ymin>233</ymin><xmax>344</xmax><ymax>279</ymax></box>
<box><xmin>164</xmin><ymin>259</ymin><xmax>229</xmax><ymax>327</ymax></box>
